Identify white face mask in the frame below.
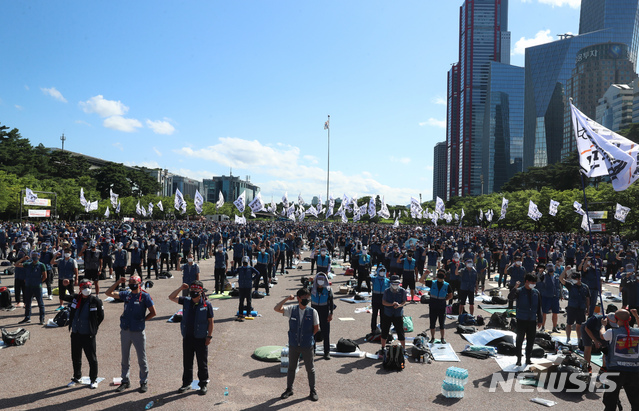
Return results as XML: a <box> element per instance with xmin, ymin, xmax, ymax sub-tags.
<box><xmin>516</xmin><ymin>261</ymin><xmax>522</xmax><ymax>266</ymax></box>
<box><xmin>390</xmin><ymin>284</ymin><xmax>399</xmax><ymax>291</ymax></box>
<box><xmin>527</xmin><ymin>283</ymin><xmax>536</xmax><ymax>289</ymax></box>
<box><xmin>64</xmin><ymin>253</ymin><xmax>71</xmax><ymax>259</ymax></box>
<box><xmin>321</xmin><ymin>251</ymin><xmax>326</xmax><ymax>256</ymax></box>
<box><xmin>466</xmin><ymin>263</ymin><xmax>472</xmax><ymax>268</ymax></box>
<box><xmin>187</xmin><ymin>258</ymin><xmax>193</xmax><ymax>263</ymax></box>
<box><xmin>81</xmin><ymin>288</ymin><xmax>92</xmax><ymax>296</ymax></box>
<box><xmin>317</xmin><ymin>280</ymin><xmax>325</xmax><ymax>286</ymax></box>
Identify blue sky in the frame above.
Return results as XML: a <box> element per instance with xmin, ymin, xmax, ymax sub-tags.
<box><xmin>1</xmin><ymin>0</ymin><xmax>582</xmax><ymax>204</ymax></box>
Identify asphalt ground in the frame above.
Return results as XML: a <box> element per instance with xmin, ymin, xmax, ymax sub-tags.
<box><xmin>0</xmin><ymin>252</ymin><xmax>632</xmax><ymax>411</ymax></box>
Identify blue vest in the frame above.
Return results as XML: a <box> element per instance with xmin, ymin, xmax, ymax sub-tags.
<box><xmin>57</xmin><ymin>258</ymin><xmax>76</xmax><ymax>280</ymax></box>
<box><xmin>311</xmin><ymin>287</ymin><xmax>330</xmax><ymax>306</ymax></box>
<box><xmin>383</xmin><ymin>288</ymin><xmax>405</xmax><ymax>317</ymax></box>
<box><xmin>403</xmin><ymin>258</ymin><xmax>416</xmax><ymax>272</ymax></box>
<box><xmin>430</xmin><ymin>281</ymin><xmax>450</xmax><ymax>300</ymax></box>
<box><xmin>606</xmin><ymin>327</ymin><xmax>639</xmax><ymax>372</ymax></box>
<box><xmin>24</xmin><ymin>261</ymin><xmax>45</xmax><ymax>287</ymax></box>
<box><xmin>460</xmin><ymin>268</ymin><xmax>477</xmax><ymax>291</ymax></box>
<box><xmin>119</xmin><ymin>291</ymin><xmax>153</xmax><ymax>332</ymax></box>
<box><xmin>567</xmin><ymin>283</ymin><xmax>590</xmax><ymax>309</ymax></box>
<box><xmin>359</xmin><ymin>254</ymin><xmax>371</xmax><ymax>266</ymax></box>
<box><xmin>515</xmin><ymin>287</ymin><xmax>540</xmax><ymax>321</ymax></box>
<box><xmin>113</xmin><ymin>250</ymin><xmax>127</xmax><ymax>267</ymax></box>
<box><xmin>129</xmin><ymin>248</ymin><xmax>141</xmax><ymax>264</ymax></box>
<box><xmin>237</xmin><ymin>266</ymin><xmax>256</xmax><ymax>289</ymax></box>
<box><xmin>257</xmin><ymin>252</ymin><xmax>269</xmax><ymax>265</ymax></box>
<box><xmin>181</xmin><ymin>298</ymin><xmax>210</xmax><ymax>339</ymax></box>
<box><xmin>508</xmin><ymin>265</ymin><xmax>526</xmax><ymax>286</ymax></box>
<box><xmin>214</xmin><ymin>251</ymin><xmax>227</xmax><ymax>269</ymax></box>
<box><xmin>182</xmin><ymin>264</ymin><xmax>199</xmax><ymax>285</ymax></box>
<box><xmin>288</xmin><ymin>307</ymin><xmax>315</xmax><ymax>348</ymax></box>
<box><xmin>316</xmin><ymin>255</ymin><xmax>330</xmax><ymax>269</ymax></box>
<box><xmin>372</xmin><ymin>276</ymin><xmax>389</xmax><ymax>294</ymax></box>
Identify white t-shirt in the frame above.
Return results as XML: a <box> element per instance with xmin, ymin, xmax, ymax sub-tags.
<box><xmin>283</xmin><ymin>304</ymin><xmax>320</xmax><ymax>326</ymax></box>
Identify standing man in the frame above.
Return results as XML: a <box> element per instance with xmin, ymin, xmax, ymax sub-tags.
<box><xmin>397</xmin><ymin>250</ymin><xmax>417</xmax><ymax>301</ymax></box>
<box><xmin>16</xmin><ymin>251</ymin><xmax>47</xmax><ymax>325</ymax></box>
<box><xmin>169</xmin><ymin>281</ymin><xmax>214</xmax><ymax>395</ymax></box>
<box><xmin>61</xmin><ymin>278</ymin><xmax>104</xmax><ymax>389</ymax></box>
<box><xmin>254</xmin><ymin>244</ymin><xmax>270</xmax><ymax>296</ymax></box>
<box><xmin>429</xmin><ymin>269</ymin><xmax>453</xmax><ymax>343</ymax></box>
<box><xmin>457</xmin><ymin>258</ymin><xmax>478</xmax><ymax>316</ymax></box>
<box><xmin>538</xmin><ymin>263</ymin><xmax>561</xmax><ymax>333</ymax></box>
<box><xmin>213</xmin><ymin>245</ymin><xmax>228</xmax><ymax>295</ymax></box>
<box><xmin>236</xmin><ymin>256</ymin><xmax>258</xmax><ymax>321</ymax></box>
<box><xmin>112</xmin><ymin>243</ymin><xmax>128</xmax><ymax>290</ymax></box>
<box><xmin>170</xmin><ymin>234</ymin><xmax>181</xmax><ymax>271</ymax></box>
<box><xmin>311</xmin><ymin>273</ymin><xmax>334</xmax><ymax>360</ymax></box>
<box><xmin>106</xmin><ymin>275</ymin><xmax>156</xmax><ymax>393</ymax></box>
<box><xmin>54</xmin><ymin>246</ymin><xmax>79</xmax><ymax>311</ymax></box>
<box><xmin>506</xmin><ymin>256</ymin><xmax>526</xmax><ymax>309</ymax></box>
<box><xmin>560</xmin><ymin>269</ymin><xmax>590</xmax><ymax>345</ymax></box>
<box><xmin>315</xmin><ymin>248</ymin><xmax>331</xmax><ymax>276</ymax></box>
<box><xmin>381</xmin><ymin>275</ymin><xmax>407</xmax><ymax>352</ymax></box>
<box><xmin>357</xmin><ymin>247</ymin><xmax>371</xmax><ymax>292</ymax></box>
<box><xmin>370</xmin><ymin>266</ymin><xmax>389</xmax><ymax>335</ymax></box>
<box><xmin>508</xmin><ymin>274</ymin><xmax>543</xmax><ymax>366</ymax></box>
<box><xmin>82</xmin><ymin>241</ymin><xmax>103</xmax><ymax>296</ymax></box>
<box><xmin>475</xmin><ymin>252</ymin><xmax>489</xmax><ymax>294</ymax></box>
<box><xmin>580</xmin><ymin>254</ymin><xmax>602</xmax><ymax>317</ymax></box>
<box><xmin>181</xmin><ymin>253</ymin><xmax>200</xmax><ymax>296</ymax></box>
<box><xmin>274</xmin><ymin>288</ymin><xmax>320</xmax><ymax>402</ymax></box>
<box><xmin>146</xmin><ymin>239</ymin><xmax>159</xmax><ymax>280</ymax></box>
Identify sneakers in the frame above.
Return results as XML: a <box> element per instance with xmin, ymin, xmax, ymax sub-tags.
<box><xmin>18</xmin><ymin>318</ymin><xmax>30</xmax><ymax>324</ymax></box>
<box><xmin>551</xmin><ymin>327</ymin><xmax>559</xmax><ymax>333</ymax></box>
<box><xmin>440</xmin><ymin>338</ymin><xmax>446</xmax><ymax>344</ymax></box>
<box><xmin>55</xmin><ymin>306</ymin><xmax>65</xmax><ymax>311</ymax></box>
<box><xmin>281</xmin><ymin>388</ymin><xmax>294</xmax><ymax>399</ymax></box>
<box><xmin>69</xmin><ymin>378</ymin><xmax>81</xmax><ymax>386</ymax></box>
<box><xmin>139</xmin><ymin>383</ymin><xmax>148</xmax><ymax>393</ymax></box>
<box><xmin>48</xmin><ymin>295</ymin><xmax>53</xmax><ymax>300</ymax></box>
<box><xmin>198</xmin><ymin>385</ymin><xmax>207</xmax><ymax>395</ymax></box>
<box><xmin>90</xmin><ymin>381</ymin><xmax>98</xmax><ymax>389</ymax></box>
<box><xmin>39</xmin><ymin>319</ymin><xmax>45</xmax><ymax>325</ymax></box>
<box><xmin>178</xmin><ymin>384</ymin><xmax>191</xmax><ymax>393</ymax></box>
<box><xmin>323</xmin><ymin>354</ymin><xmax>331</xmax><ymax>360</ymax></box>
<box><xmin>310</xmin><ymin>389</ymin><xmax>318</xmax><ymax>402</ymax></box>
<box><xmin>116</xmin><ymin>381</ymin><xmax>130</xmax><ymax>392</ymax></box>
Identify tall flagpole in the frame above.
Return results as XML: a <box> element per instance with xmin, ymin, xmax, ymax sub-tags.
<box><xmin>326</xmin><ymin>115</ymin><xmax>330</xmax><ymax>212</ymax></box>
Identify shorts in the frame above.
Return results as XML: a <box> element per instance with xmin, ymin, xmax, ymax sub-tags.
<box><xmin>458</xmin><ymin>289</ymin><xmax>474</xmax><ymax>305</ymax></box>
<box><xmin>581</xmin><ymin>331</ymin><xmax>609</xmax><ymax>354</ymax></box>
<box><xmin>541</xmin><ymin>297</ymin><xmax>560</xmax><ymax>314</ymax></box>
<box><xmin>84</xmin><ymin>269</ymin><xmax>99</xmax><ymax>281</ymax></box>
<box><xmin>429</xmin><ymin>303</ymin><xmax>446</xmax><ymax>330</ymax></box>
<box><xmin>402</xmin><ymin>274</ymin><xmax>416</xmax><ymax>291</ymax></box>
<box><xmin>566</xmin><ymin>306</ymin><xmax>586</xmax><ymax>325</ymax></box>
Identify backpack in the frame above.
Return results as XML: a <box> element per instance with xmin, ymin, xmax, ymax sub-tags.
<box><xmin>451</xmin><ymin>302</ymin><xmax>465</xmax><ymax>314</ymax></box>
<box><xmin>252</xmin><ymin>290</ymin><xmax>265</xmax><ymax>299</ymax></box>
<box><xmin>535</xmin><ymin>338</ymin><xmax>554</xmax><ymax>352</ymax></box>
<box><xmin>486</xmin><ymin>312</ymin><xmax>509</xmax><ymax>329</ymax></box>
<box><xmin>1</xmin><ymin>327</ymin><xmax>30</xmax><ymax>346</ymax></box>
<box><xmin>458</xmin><ymin>313</ymin><xmax>477</xmax><ymax>326</ymax></box>
<box><xmin>54</xmin><ymin>307</ymin><xmax>71</xmax><ymax>327</ymax></box>
<box><xmin>492</xmin><ymin>296</ymin><xmax>508</xmax><ymax>305</ymax></box>
<box><xmin>336</xmin><ymin>338</ymin><xmax>359</xmax><ymax>353</ymax></box>
<box><xmin>0</xmin><ymin>287</ymin><xmax>12</xmax><ymax>309</ymax></box>
<box><xmin>229</xmin><ymin>288</ymin><xmax>240</xmax><ymax>297</ymax></box>
<box><xmin>420</xmin><ymin>294</ymin><xmax>430</xmax><ymax>304</ymax></box>
<box><xmin>383</xmin><ymin>344</ymin><xmax>405</xmax><ymax>371</ymax></box>
<box><xmin>476</xmin><ymin>315</ymin><xmax>485</xmax><ymax>326</ymax></box>
<box><xmin>496</xmin><ymin>342</ymin><xmax>517</xmax><ymax>356</ymax></box>
<box><xmin>456</xmin><ymin>324</ymin><xmax>476</xmax><ymax>334</ymax></box>
<box><xmin>3</xmin><ymin>266</ymin><xmax>15</xmax><ymax>276</ymax></box>
<box><xmin>411</xmin><ymin>335</ymin><xmax>429</xmax><ymax>359</ymax></box>
<box><xmin>531</xmin><ymin>344</ymin><xmax>545</xmax><ymax>358</ymax></box>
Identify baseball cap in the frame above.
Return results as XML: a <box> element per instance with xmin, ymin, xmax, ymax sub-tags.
<box><xmin>390</xmin><ymin>275</ymin><xmax>401</xmax><ymax>284</ymax></box>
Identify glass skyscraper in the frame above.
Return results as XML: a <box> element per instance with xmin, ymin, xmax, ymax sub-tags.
<box><xmin>482</xmin><ymin>62</ymin><xmax>524</xmax><ymax>194</ymax></box>
<box><xmin>523</xmin><ymin>0</ymin><xmax>639</xmax><ymax>169</ymax></box>
<box><xmin>447</xmin><ymin>0</ymin><xmax>510</xmax><ymax>198</ymax></box>
<box><xmin>433</xmin><ymin>142</ymin><xmax>448</xmax><ymax>201</ymax></box>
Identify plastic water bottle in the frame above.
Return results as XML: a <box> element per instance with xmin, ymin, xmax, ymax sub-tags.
<box><xmin>145</xmin><ymin>401</ymin><xmax>154</xmax><ymax>410</ymax></box>
<box><xmin>224</xmin><ymin>387</ymin><xmax>229</xmax><ymax>398</ymax></box>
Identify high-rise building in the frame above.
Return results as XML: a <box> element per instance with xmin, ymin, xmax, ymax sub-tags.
<box><xmin>446</xmin><ymin>0</ymin><xmax>510</xmax><ymax>198</ymax></box>
<box><xmin>202</xmin><ymin>175</ymin><xmax>260</xmax><ymax>205</ymax></box>
<box><xmin>523</xmin><ymin>0</ymin><xmax>639</xmax><ymax>169</ymax></box>
<box><xmin>597</xmin><ymin>83</ymin><xmax>635</xmax><ymax>131</ymax></box>
<box><xmin>446</xmin><ymin>63</ymin><xmax>460</xmax><ymax>200</ymax></box>
<box><xmin>482</xmin><ymin>62</ymin><xmax>524</xmax><ymax>194</ymax></box>
<box><xmin>170</xmin><ymin>175</ymin><xmax>203</xmax><ymax>200</ymax></box>
<box><xmin>433</xmin><ymin>142</ymin><xmax>447</xmax><ymax>201</ymax></box>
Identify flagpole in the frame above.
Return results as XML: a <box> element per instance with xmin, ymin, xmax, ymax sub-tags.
<box><xmin>326</xmin><ymin>115</ymin><xmax>330</xmax><ymax>213</ymax></box>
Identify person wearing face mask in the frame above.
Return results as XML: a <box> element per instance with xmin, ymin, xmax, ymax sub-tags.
<box><xmin>170</xmin><ymin>234</ymin><xmax>181</xmax><ymax>271</ymax></box>
<box><xmin>181</xmin><ymin>253</ymin><xmax>200</xmax><ymax>297</ymax></box>
<box><xmin>397</xmin><ymin>250</ymin><xmax>417</xmax><ymax>301</ymax></box>
<box><xmin>357</xmin><ymin>247</ymin><xmax>371</xmax><ymax>292</ymax></box>
<box><xmin>53</xmin><ymin>246</ymin><xmax>79</xmax><ymax>310</ymax></box>
<box><xmin>254</xmin><ymin>244</ymin><xmax>270</xmax><ymax>295</ymax></box>
<box><xmin>106</xmin><ymin>275</ymin><xmax>156</xmax><ymax>393</ymax></box>
<box><xmin>275</xmin><ymin>288</ymin><xmax>320</xmax><ymax>402</ymax></box>
<box><xmin>213</xmin><ymin>244</ymin><xmax>228</xmax><ymax>295</ymax></box>
<box><xmin>538</xmin><ymin>263</ymin><xmax>561</xmax><ymax>333</ymax></box>
<box><xmin>112</xmin><ymin>242</ymin><xmax>128</xmax><ymax>291</ymax></box>
<box><xmin>508</xmin><ymin>274</ymin><xmax>543</xmax><ymax>366</ymax></box>
<box><xmin>237</xmin><ymin>256</ymin><xmax>259</xmax><ymax>321</ymax></box>
<box><xmin>311</xmin><ymin>272</ymin><xmax>334</xmax><ymax>360</ymax></box>
<box><xmin>40</xmin><ymin>243</ymin><xmax>55</xmax><ymax>300</ymax></box>
<box><xmin>559</xmin><ymin>269</ymin><xmax>590</xmax><ymax>344</ymax></box>
<box><xmin>16</xmin><ymin>251</ymin><xmax>47</xmax><ymax>324</ymax></box>
<box><xmin>506</xmin><ymin>256</ymin><xmax>526</xmax><ymax>309</ymax></box>
<box><xmin>381</xmin><ymin>275</ymin><xmax>407</xmax><ymax>352</ymax></box>
<box><xmin>82</xmin><ymin>240</ymin><xmax>103</xmax><ymax>296</ymax></box>
<box><xmin>448</xmin><ymin>252</ymin><xmax>462</xmax><ymax>299</ymax></box>
<box><xmin>61</xmin><ymin>279</ymin><xmax>104</xmax><ymax>389</ymax></box>
<box><xmin>456</xmin><ymin>258</ymin><xmax>478</xmax><ymax>315</ymax></box>
<box><xmin>600</xmin><ymin>309</ymin><xmax>639</xmax><ymax>411</ymax></box>
<box><xmin>429</xmin><ymin>269</ymin><xmax>453</xmax><ymax>343</ymax></box>
<box><xmin>127</xmin><ymin>240</ymin><xmax>143</xmax><ymax>277</ymax></box>
<box><xmin>146</xmin><ymin>239</ymin><xmax>159</xmax><ymax>280</ymax></box>
<box><xmin>316</xmin><ymin>248</ymin><xmax>331</xmax><ymax>275</ymax></box>
<box><xmin>370</xmin><ymin>266</ymin><xmax>390</xmax><ymax>335</ymax></box>
<box><xmin>579</xmin><ymin>253</ymin><xmax>603</xmax><ymax>317</ymax></box>
<box><xmin>169</xmin><ymin>281</ymin><xmax>214</xmax><ymax>395</ymax></box>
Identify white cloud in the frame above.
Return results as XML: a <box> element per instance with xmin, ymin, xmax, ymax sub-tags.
<box><xmin>79</xmin><ymin>95</ymin><xmax>128</xmax><ymax>117</ymax></box>
<box><xmin>112</xmin><ymin>142</ymin><xmax>124</xmax><ymax>151</ymax></box>
<box><xmin>103</xmin><ymin>116</ymin><xmax>142</xmax><ymax>132</ymax></box>
<box><xmin>302</xmin><ymin>155</ymin><xmax>319</xmax><ymax>164</ymax></box>
<box><xmin>153</xmin><ymin>147</ymin><xmax>162</xmax><ymax>157</ymax></box>
<box><xmin>125</xmin><ymin>160</ymin><xmax>161</xmax><ymax>169</ymax></box>
<box><xmin>419</xmin><ymin>118</ymin><xmax>446</xmax><ymax>129</ymax></box>
<box><xmin>390</xmin><ymin>156</ymin><xmax>411</xmax><ymax>164</ymax></box>
<box><xmin>146</xmin><ymin>119</ymin><xmax>175</xmax><ymax>135</ymax></box>
<box><xmin>535</xmin><ymin>0</ymin><xmax>580</xmax><ymax>8</ymax></box>
<box><xmin>431</xmin><ymin>96</ymin><xmax>446</xmax><ymax>106</ymax></box>
<box><xmin>75</xmin><ymin>120</ymin><xmax>92</xmax><ymax>126</ymax></box>
<box><xmin>14</xmin><ymin>105</ymin><xmax>23</xmax><ymax>111</ymax></box>
<box><xmin>41</xmin><ymin>87</ymin><xmax>67</xmax><ymax>103</ymax></box>
<box><xmin>513</xmin><ymin>30</ymin><xmax>555</xmax><ymax>55</ymax></box>
<box><xmin>175</xmin><ymin>137</ymin><xmax>423</xmax><ymax>204</ymax></box>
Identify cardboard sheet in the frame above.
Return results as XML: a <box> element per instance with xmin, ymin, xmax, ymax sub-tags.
<box><xmin>428</xmin><ymin>342</ymin><xmax>460</xmax><ymax>362</ymax></box>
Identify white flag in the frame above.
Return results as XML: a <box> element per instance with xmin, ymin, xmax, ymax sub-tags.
<box><xmin>486</xmin><ymin>209</ymin><xmax>494</xmax><ymax>222</ymax></box>
<box><xmin>393</xmin><ymin>217</ymin><xmax>399</xmax><ymax>228</ymax></box>
<box><xmin>571</xmin><ymin>102</ymin><xmax>639</xmax><ymax>191</ymax></box>
<box><xmin>25</xmin><ymin>188</ymin><xmax>38</xmax><ymax>203</ymax></box>
<box><xmin>282</xmin><ymin>192</ymin><xmax>289</xmax><ymax>209</ymax></box>
<box><xmin>148</xmin><ymin>202</ymin><xmax>154</xmax><ymax>214</ymax></box>
<box><xmin>615</xmin><ymin>203</ymin><xmax>631</xmax><ymax>222</ymax></box>
<box><xmin>88</xmin><ymin>200</ymin><xmax>98</xmax><ymax>212</ymax></box>
<box><xmin>157</xmin><ymin>201</ymin><xmax>164</xmax><ymax>212</ymax></box>
<box><xmin>104</xmin><ymin>207</ymin><xmax>110</xmax><ymax>218</ymax></box>
<box><xmin>359</xmin><ymin>204</ymin><xmax>367</xmax><ymax>217</ymax></box>
<box><xmin>435</xmin><ymin>196</ymin><xmax>445</xmax><ymax>216</ymax></box>
<box><xmin>116</xmin><ymin>200</ymin><xmax>121</xmax><ymax>213</ymax></box>
<box><xmin>479</xmin><ymin>209</ymin><xmax>484</xmax><ymax>221</ymax></box>
<box><xmin>379</xmin><ymin>197</ymin><xmax>390</xmax><ymax>219</ymax></box>
<box><xmin>251</xmin><ymin>211</ymin><xmax>256</xmax><ymax>218</ymax></box>
<box><xmin>248</xmin><ymin>193</ymin><xmax>265</xmax><ymax>213</ymax></box>
<box><xmin>194</xmin><ymin>190</ymin><xmax>204</xmax><ymax>208</ymax></box>
<box><xmin>233</xmin><ymin>191</ymin><xmax>246</xmax><ymax>213</ymax></box>
<box><xmin>499</xmin><ymin>198</ymin><xmax>509</xmax><ymax>220</ymax></box>
<box><xmin>216</xmin><ymin>191</ymin><xmax>225</xmax><ymax>210</ymax></box>
<box><xmin>286</xmin><ymin>206</ymin><xmax>295</xmax><ymax>217</ymax></box>
<box><xmin>306</xmin><ymin>205</ymin><xmax>318</xmax><ymax>217</ymax></box>
<box><xmin>174</xmin><ymin>188</ymin><xmax>185</xmax><ymax>212</ymax></box>
<box><xmin>528</xmin><ymin>200</ymin><xmax>542</xmax><ymax>221</ymax></box>
<box><xmin>549</xmin><ymin>199</ymin><xmax>560</xmax><ymax>216</ymax></box>
<box><xmin>136</xmin><ymin>200</ymin><xmax>143</xmax><ymax>216</ymax></box>
<box><xmin>581</xmin><ymin>213</ymin><xmax>595</xmax><ymax>231</ymax></box>
<box><xmin>109</xmin><ymin>189</ymin><xmax>119</xmax><ymax>208</ymax></box>
<box><xmin>573</xmin><ymin>201</ymin><xmax>585</xmax><ymax>216</ymax></box>
<box><xmin>341</xmin><ymin>210</ymin><xmax>347</xmax><ymax>223</ymax></box>
<box><xmin>454</xmin><ymin>213</ymin><xmax>459</xmax><ymax>221</ymax></box>
<box><xmin>368</xmin><ymin>197</ymin><xmax>376</xmax><ymax>218</ymax></box>
<box><xmin>269</xmin><ymin>199</ymin><xmax>276</xmax><ymax>213</ymax></box>
<box><xmin>298</xmin><ymin>194</ymin><xmax>304</xmax><ymax>206</ymax></box>
<box><xmin>444</xmin><ymin>212</ymin><xmax>453</xmax><ymax>223</ymax></box>
<box><xmin>80</xmin><ymin>188</ymin><xmax>88</xmax><ymax>207</ymax></box>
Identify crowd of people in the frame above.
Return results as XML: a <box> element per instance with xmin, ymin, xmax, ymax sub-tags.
<box><xmin>1</xmin><ymin>219</ymin><xmax>638</xmax><ymax>406</ymax></box>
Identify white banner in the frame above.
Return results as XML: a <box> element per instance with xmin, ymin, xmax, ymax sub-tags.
<box><xmin>233</xmin><ymin>191</ymin><xmax>246</xmax><ymax>213</ymax></box>
<box><xmin>248</xmin><ymin>193</ymin><xmax>265</xmax><ymax>213</ymax></box>
<box><xmin>499</xmin><ymin>197</ymin><xmax>509</xmax><ymax>220</ymax></box>
<box><xmin>157</xmin><ymin>201</ymin><xmax>164</xmax><ymax>212</ymax></box>
<box><xmin>110</xmin><ymin>189</ymin><xmax>119</xmax><ymax>208</ymax></box>
<box><xmin>104</xmin><ymin>207</ymin><xmax>110</xmax><ymax>218</ymax></box>
<box><xmin>615</xmin><ymin>203</ymin><xmax>631</xmax><ymax>223</ymax></box>
<box><xmin>216</xmin><ymin>191</ymin><xmax>225</xmax><ymax>210</ymax></box>
<box><xmin>549</xmin><ymin>199</ymin><xmax>560</xmax><ymax>216</ymax></box>
<box><xmin>528</xmin><ymin>200</ymin><xmax>542</xmax><ymax>221</ymax></box>
<box><xmin>28</xmin><ymin>209</ymin><xmax>50</xmax><ymax>217</ymax></box>
<box><xmin>23</xmin><ymin>198</ymin><xmax>51</xmax><ymax>206</ymax></box>
<box><xmin>25</xmin><ymin>188</ymin><xmax>38</xmax><ymax>203</ymax></box>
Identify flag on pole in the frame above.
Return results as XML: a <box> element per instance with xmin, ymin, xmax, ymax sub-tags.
<box><xmin>148</xmin><ymin>202</ymin><xmax>154</xmax><ymax>215</ymax></box>
<box><xmin>324</xmin><ymin>117</ymin><xmax>330</xmax><ymax>130</ymax></box>
<box><xmin>581</xmin><ymin>213</ymin><xmax>595</xmax><ymax>231</ymax></box>
<box><xmin>116</xmin><ymin>200</ymin><xmax>121</xmax><ymax>213</ymax></box>
<box><xmin>615</xmin><ymin>203</ymin><xmax>631</xmax><ymax>222</ymax></box>
<box><xmin>340</xmin><ymin>209</ymin><xmax>347</xmax><ymax>223</ymax></box>
<box><xmin>435</xmin><ymin>197</ymin><xmax>445</xmax><ymax>216</ymax></box>
<box><xmin>486</xmin><ymin>209</ymin><xmax>494</xmax><ymax>222</ymax></box>
<box><xmin>104</xmin><ymin>207</ymin><xmax>110</xmax><ymax>218</ymax></box>
<box><xmin>479</xmin><ymin>209</ymin><xmax>484</xmax><ymax>221</ymax></box>
<box><xmin>157</xmin><ymin>201</ymin><xmax>163</xmax><ymax>212</ymax></box>
<box><xmin>233</xmin><ymin>191</ymin><xmax>246</xmax><ymax>213</ymax></box>
<box><xmin>528</xmin><ymin>200</ymin><xmax>542</xmax><ymax>221</ymax></box>
<box><xmin>459</xmin><ymin>208</ymin><xmax>465</xmax><ymax>227</ymax></box>
<box><xmin>499</xmin><ymin>198</ymin><xmax>509</xmax><ymax>220</ymax></box>
<box><xmin>393</xmin><ymin>217</ymin><xmax>399</xmax><ymax>228</ymax></box>
<box><xmin>136</xmin><ymin>200</ymin><xmax>143</xmax><ymax>216</ymax></box>
<box><xmin>571</xmin><ymin>101</ymin><xmax>639</xmax><ymax>191</ymax></box>
<box><xmin>216</xmin><ymin>191</ymin><xmax>224</xmax><ymax>210</ymax></box>
<box><xmin>248</xmin><ymin>193</ymin><xmax>265</xmax><ymax>213</ymax></box>
<box><xmin>298</xmin><ymin>194</ymin><xmax>304</xmax><ymax>206</ymax></box>
<box><xmin>549</xmin><ymin>199</ymin><xmax>559</xmax><ymax>216</ymax></box>
<box><xmin>282</xmin><ymin>192</ymin><xmax>289</xmax><ymax>209</ymax></box>
<box><xmin>25</xmin><ymin>188</ymin><xmax>38</xmax><ymax>203</ymax></box>
<box><xmin>368</xmin><ymin>197</ymin><xmax>376</xmax><ymax>218</ymax></box>
<box><xmin>378</xmin><ymin>197</ymin><xmax>390</xmax><ymax>219</ymax></box>
<box><xmin>194</xmin><ymin>190</ymin><xmax>204</xmax><ymax>215</ymax></box>
<box><xmin>174</xmin><ymin>188</ymin><xmax>186</xmax><ymax>212</ymax></box>
<box><xmin>80</xmin><ymin>188</ymin><xmax>88</xmax><ymax>207</ymax></box>
<box><xmin>109</xmin><ymin>189</ymin><xmax>119</xmax><ymax>208</ymax></box>
<box><xmin>573</xmin><ymin>201</ymin><xmax>585</xmax><ymax>216</ymax></box>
